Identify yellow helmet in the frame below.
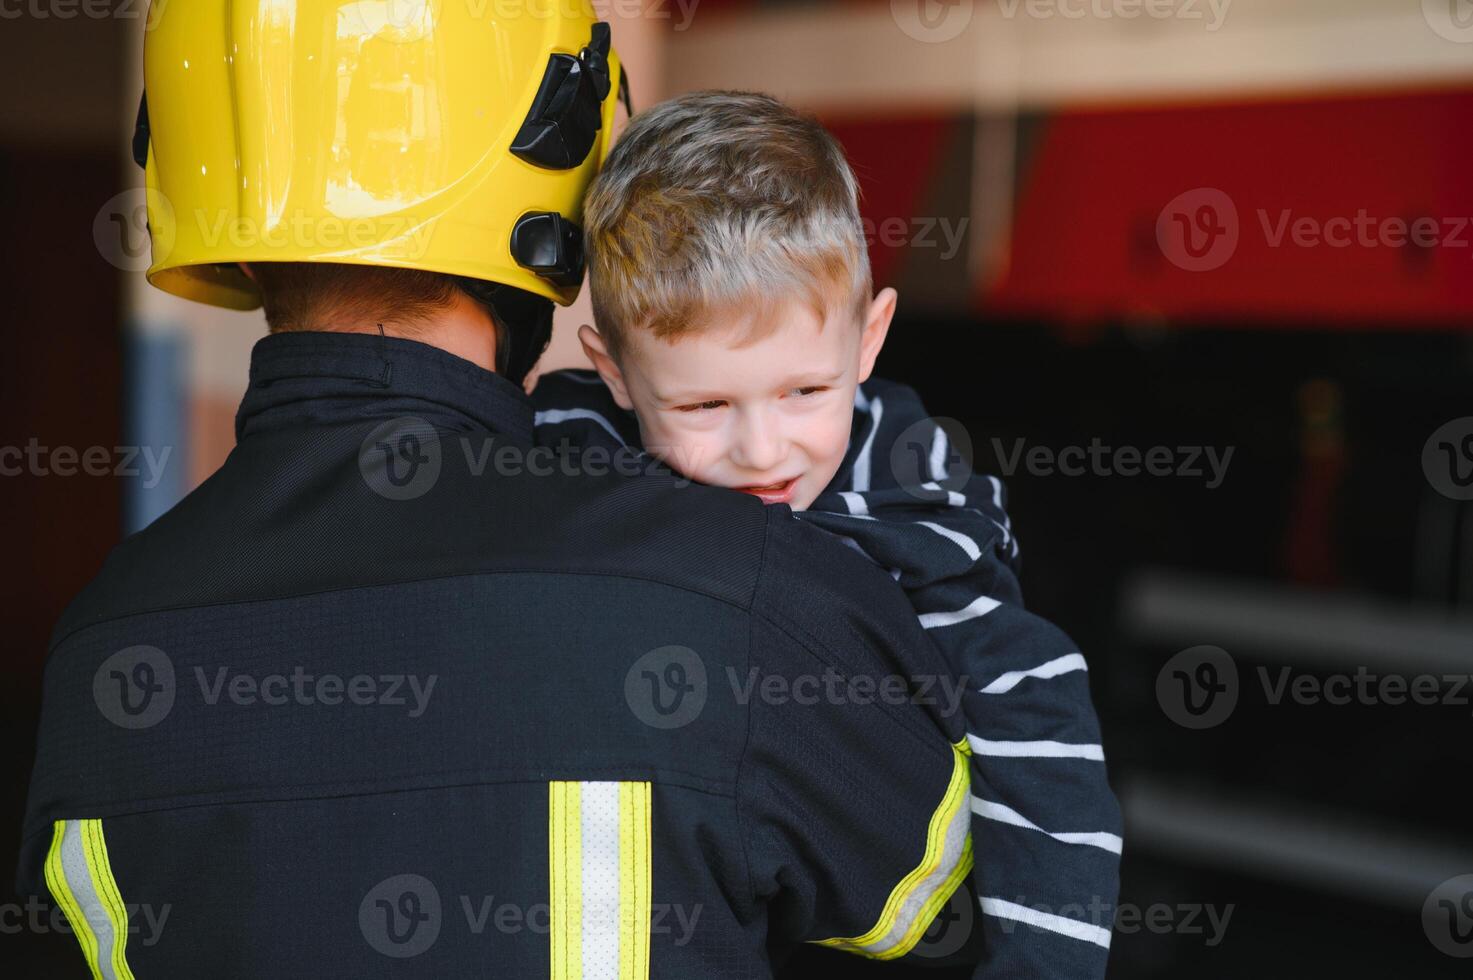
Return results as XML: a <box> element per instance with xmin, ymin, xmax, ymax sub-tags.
<box><xmin>135</xmin><ymin>0</ymin><xmax>627</xmax><ymax>312</ymax></box>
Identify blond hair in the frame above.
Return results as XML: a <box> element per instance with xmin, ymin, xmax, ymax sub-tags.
<box><xmin>584</xmin><ymin>91</ymin><xmax>871</xmax><ymax>358</ymax></box>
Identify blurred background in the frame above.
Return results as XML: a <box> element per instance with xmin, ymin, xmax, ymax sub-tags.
<box><xmin>3</xmin><ymin>0</ymin><xmax>1473</xmax><ymax>975</ymax></box>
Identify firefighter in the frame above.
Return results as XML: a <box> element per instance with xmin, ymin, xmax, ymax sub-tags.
<box><xmin>20</xmin><ymin>3</ymin><xmax>976</xmax><ymax>975</ymax></box>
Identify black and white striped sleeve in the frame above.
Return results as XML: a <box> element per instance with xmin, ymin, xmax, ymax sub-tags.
<box><xmin>529</xmin><ymin>367</ymin><xmax>642</xmax><ymax>451</ymax></box>
<box><xmin>801</xmin><ymin>379</ymin><xmax>1123</xmax><ymax>979</ymax></box>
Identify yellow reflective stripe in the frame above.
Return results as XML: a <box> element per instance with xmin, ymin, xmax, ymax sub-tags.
<box><xmin>45</xmin><ymin>821</ymin><xmax>103</xmax><ymax>980</ymax></box>
<box><xmin>618</xmin><ymin>781</ymin><xmax>652</xmax><ymax>980</ymax></box>
<box><xmin>81</xmin><ymin>820</ymin><xmax>136</xmax><ymax>980</ymax></box>
<box><xmin>550</xmin><ymin>781</ymin><xmax>583</xmax><ymax>980</ymax></box>
<box><xmin>814</xmin><ymin>737</ymin><xmax>975</xmax><ymax>959</ymax></box>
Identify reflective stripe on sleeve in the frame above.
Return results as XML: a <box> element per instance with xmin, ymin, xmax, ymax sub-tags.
<box><xmin>814</xmin><ymin>738</ymin><xmax>975</xmax><ymax>960</ymax></box>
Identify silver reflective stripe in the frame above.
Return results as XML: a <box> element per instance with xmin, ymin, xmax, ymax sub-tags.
<box><xmin>580</xmin><ymin>781</ymin><xmax>621</xmax><ymax>980</ymax></box>
<box><xmin>863</xmin><ymin>793</ymin><xmax>972</xmax><ymax>957</ymax></box>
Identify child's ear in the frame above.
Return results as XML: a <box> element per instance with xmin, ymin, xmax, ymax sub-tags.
<box><xmin>857</xmin><ymin>287</ymin><xmax>897</xmax><ymax>384</ymax></box>
<box><xmin>578</xmin><ymin>324</ymin><xmax>635</xmax><ymax>410</ymax></box>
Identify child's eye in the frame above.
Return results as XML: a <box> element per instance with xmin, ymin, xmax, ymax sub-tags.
<box><xmin>676</xmin><ymin>400</ymin><xmax>727</xmax><ymax>412</ymax></box>
<box><xmin>790</xmin><ymin>386</ymin><xmax>828</xmax><ymax>398</ymax></box>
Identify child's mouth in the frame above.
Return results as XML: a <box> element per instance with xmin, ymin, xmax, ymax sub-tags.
<box><xmin>733</xmin><ymin>476</ymin><xmax>798</xmax><ymax>505</ymax></box>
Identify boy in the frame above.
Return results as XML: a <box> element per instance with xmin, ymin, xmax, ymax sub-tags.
<box><xmin>533</xmin><ymin>91</ymin><xmax>1122</xmax><ymax>977</ymax></box>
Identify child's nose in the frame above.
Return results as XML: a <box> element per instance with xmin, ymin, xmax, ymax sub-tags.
<box><xmin>732</xmin><ymin>416</ymin><xmax>787</xmax><ymax>473</ymax></box>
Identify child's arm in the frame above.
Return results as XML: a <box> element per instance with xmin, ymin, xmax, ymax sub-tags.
<box><xmin>919</xmin><ymin>538</ymin><xmax>1120</xmax><ymax>979</ymax></box>
<box><xmin>802</xmin><ymin>380</ymin><xmax>1122</xmax><ymax>979</ymax></box>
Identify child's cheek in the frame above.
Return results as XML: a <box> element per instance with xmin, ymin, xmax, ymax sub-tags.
<box><xmin>816</xmin><ymin>405</ymin><xmax>855</xmax><ymax>467</ymax></box>
<box><xmin>799</xmin><ymin>411</ymin><xmax>852</xmax><ymax>497</ymax></box>
<box><xmin>648</xmin><ymin>424</ymin><xmax>720</xmax><ymax>484</ymax></box>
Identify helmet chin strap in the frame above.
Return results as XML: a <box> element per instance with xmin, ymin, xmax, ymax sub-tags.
<box><xmin>454</xmin><ymin>278</ymin><xmax>554</xmax><ymax>388</ymax></box>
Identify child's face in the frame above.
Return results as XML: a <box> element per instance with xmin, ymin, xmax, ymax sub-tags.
<box><xmin>586</xmin><ymin>289</ymin><xmax>895</xmax><ymax>511</ymax></box>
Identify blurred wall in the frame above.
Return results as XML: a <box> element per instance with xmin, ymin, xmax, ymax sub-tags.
<box><xmin>0</xmin><ymin>6</ymin><xmax>131</xmax><ymax>973</ymax></box>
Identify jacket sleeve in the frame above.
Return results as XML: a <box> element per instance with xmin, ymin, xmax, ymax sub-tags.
<box><xmin>739</xmin><ymin>508</ymin><xmax>976</xmax><ymax>961</ymax></box>
<box><xmin>800</xmin><ymin>378</ymin><xmax>1123</xmax><ymax>979</ymax></box>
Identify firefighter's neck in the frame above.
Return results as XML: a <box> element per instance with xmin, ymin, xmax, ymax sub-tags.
<box><xmin>325</xmin><ymin>290</ymin><xmax>499</xmax><ymax>374</ymax></box>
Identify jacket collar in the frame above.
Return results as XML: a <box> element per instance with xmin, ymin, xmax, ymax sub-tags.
<box><xmin>235</xmin><ymin>331</ymin><xmax>534</xmax><ymax>444</ymax></box>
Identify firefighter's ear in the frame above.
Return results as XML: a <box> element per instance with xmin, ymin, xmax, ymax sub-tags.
<box><xmin>579</xmin><ymin>324</ymin><xmax>634</xmax><ymax>411</ymax></box>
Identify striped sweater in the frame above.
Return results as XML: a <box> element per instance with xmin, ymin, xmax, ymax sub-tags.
<box><xmin>531</xmin><ymin>369</ymin><xmax>1122</xmax><ymax>978</ymax></box>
